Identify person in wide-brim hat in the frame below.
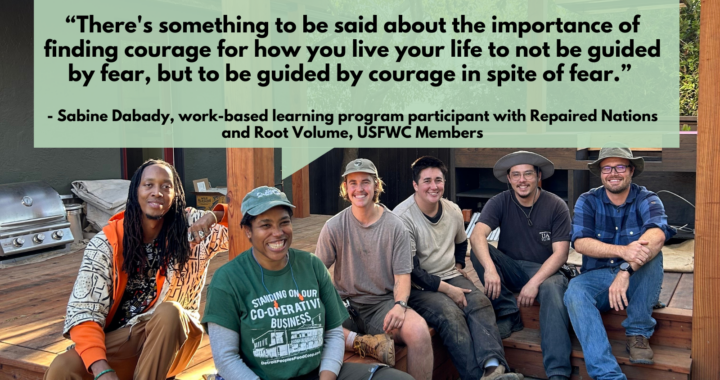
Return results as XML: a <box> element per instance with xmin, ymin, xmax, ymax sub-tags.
<box><xmin>493</xmin><ymin>151</ymin><xmax>555</xmax><ymax>183</ymax></box>
<box><xmin>587</xmin><ymin>145</ymin><xmax>644</xmax><ymax>177</ymax></box>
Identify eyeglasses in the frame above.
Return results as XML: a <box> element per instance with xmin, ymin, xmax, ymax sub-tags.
<box><xmin>601</xmin><ymin>165</ymin><xmax>630</xmax><ymax>174</ymax></box>
<box><xmin>509</xmin><ymin>170</ymin><xmax>536</xmax><ymax>181</ymax></box>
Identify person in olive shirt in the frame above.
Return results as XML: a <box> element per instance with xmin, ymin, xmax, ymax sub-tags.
<box><xmin>202</xmin><ymin>186</ymin><xmax>412</xmax><ymax>380</ymax></box>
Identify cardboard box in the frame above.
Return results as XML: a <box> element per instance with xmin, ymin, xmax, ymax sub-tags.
<box><xmin>195</xmin><ymin>192</ymin><xmax>226</xmax><ymax>210</ymax></box>
<box><xmin>192</xmin><ymin>178</ymin><xmax>227</xmax><ymax>210</ymax></box>
<box><xmin>193</xmin><ymin>178</ymin><xmax>211</xmax><ymax>192</ymax></box>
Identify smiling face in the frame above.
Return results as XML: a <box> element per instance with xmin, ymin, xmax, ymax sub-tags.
<box><xmin>507</xmin><ymin>164</ymin><xmax>540</xmax><ymax>199</ymax></box>
<box><xmin>137</xmin><ymin>164</ymin><xmax>175</xmax><ymax>221</ymax></box>
<box><xmin>244</xmin><ymin>206</ymin><xmax>293</xmax><ymax>270</ymax></box>
<box><xmin>345</xmin><ymin>172</ymin><xmax>377</xmax><ymax>210</ymax></box>
<box><xmin>600</xmin><ymin>157</ymin><xmax>634</xmax><ymax>194</ymax></box>
<box><xmin>413</xmin><ymin>167</ymin><xmax>445</xmax><ymax>206</ymax></box>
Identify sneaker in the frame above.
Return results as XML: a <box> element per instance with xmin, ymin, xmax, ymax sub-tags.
<box><xmin>626</xmin><ymin>335</ymin><xmax>654</xmax><ymax>364</ymax></box>
<box><xmin>480</xmin><ymin>365</ymin><xmax>524</xmax><ymax>380</ymax></box>
<box><xmin>496</xmin><ymin>312</ymin><xmax>524</xmax><ymax>339</ymax></box>
<box><xmin>353</xmin><ymin>333</ymin><xmax>396</xmax><ymax>367</ymax></box>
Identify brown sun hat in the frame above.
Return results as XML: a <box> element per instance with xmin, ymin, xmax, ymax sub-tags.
<box><xmin>493</xmin><ymin>151</ymin><xmax>555</xmax><ymax>183</ymax></box>
<box><xmin>588</xmin><ymin>145</ymin><xmax>644</xmax><ymax>177</ymax></box>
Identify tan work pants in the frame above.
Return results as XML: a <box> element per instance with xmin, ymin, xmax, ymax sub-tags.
<box><xmin>44</xmin><ymin>302</ymin><xmax>203</xmax><ymax>380</ymax></box>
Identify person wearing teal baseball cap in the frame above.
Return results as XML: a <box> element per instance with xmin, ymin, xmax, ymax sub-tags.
<box><xmin>202</xmin><ymin>186</ymin><xmax>412</xmax><ymax>380</ymax></box>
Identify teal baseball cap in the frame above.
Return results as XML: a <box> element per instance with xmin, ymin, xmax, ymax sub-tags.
<box><xmin>241</xmin><ymin>186</ymin><xmax>295</xmax><ymax>217</ymax></box>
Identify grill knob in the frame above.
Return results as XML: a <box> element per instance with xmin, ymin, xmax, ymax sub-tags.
<box><xmin>33</xmin><ymin>233</ymin><xmax>46</xmax><ymax>243</ymax></box>
<box><xmin>52</xmin><ymin>231</ymin><xmax>64</xmax><ymax>240</ymax></box>
<box><xmin>13</xmin><ymin>237</ymin><xmax>25</xmax><ymax>247</ymax></box>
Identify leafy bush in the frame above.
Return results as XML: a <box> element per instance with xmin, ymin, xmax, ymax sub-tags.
<box><xmin>680</xmin><ymin>0</ymin><xmax>700</xmax><ymax>116</ymax></box>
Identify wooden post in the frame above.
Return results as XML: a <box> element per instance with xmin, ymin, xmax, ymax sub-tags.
<box><xmin>692</xmin><ymin>0</ymin><xmax>720</xmax><ymax>377</ymax></box>
<box><xmin>292</xmin><ymin>165</ymin><xmax>311</xmax><ymax>218</ymax></box>
<box><xmin>286</xmin><ymin>7</ymin><xmax>310</xmax><ymax>218</ymax></box>
<box><xmin>226</xmin><ymin>148</ymin><xmax>274</xmax><ymax>259</ymax></box>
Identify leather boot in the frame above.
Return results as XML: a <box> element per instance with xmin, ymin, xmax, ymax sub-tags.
<box><xmin>353</xmin><ymin>334</ymin><xmax>396</xmax><ymax>367</ymax></box>
<box><xmin>626</xmin><ymin>335</ymin><xmax>654</xmax><ymax>364</ymax></box>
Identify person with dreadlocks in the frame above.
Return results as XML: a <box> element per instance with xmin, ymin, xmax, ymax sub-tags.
<box><xmin>45</xmin><ymin>159</ymin><xmax>229</xmax><ymax>380</ymax></box>
<box><xmin>469</xmin><ymin>151</ymin><xmax>573</xmax><ymax>380</ymax></box>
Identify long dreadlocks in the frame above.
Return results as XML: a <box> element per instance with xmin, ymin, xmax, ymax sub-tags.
<box><xmin>122</xmin><ymin>159</ymin><xmax>191</xmax><ymax>275</ymax></box>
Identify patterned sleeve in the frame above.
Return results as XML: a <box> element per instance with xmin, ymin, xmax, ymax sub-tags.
<box><xmin>63</xmin><ymin>232</ymin><xmax>114</xmax><ymax>336</ymax></box>
<box><xmin>571</xmin><ymin>194</ymin><xmax>597</xmax><ymax>246</ymax></box>
<box><xmin>638</xmin><ymin>193</ymin><xmax>677</xmax><ymax>241</ymax></box>
<box><xmin>186</xmin><ymin>207</ymin><xmax>229</xmax><ymax>261</ymax></box>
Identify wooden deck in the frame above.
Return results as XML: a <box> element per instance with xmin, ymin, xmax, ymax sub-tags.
<box><xmin>0</xmin><ymin>214</ymin><xmax>694</xmax><ymax>379</ymax></box>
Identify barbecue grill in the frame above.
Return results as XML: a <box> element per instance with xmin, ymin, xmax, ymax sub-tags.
<box><xmin>0</xmin><ymin>181</ymin><xmax>75</xmax><ymax>257</ymax></box>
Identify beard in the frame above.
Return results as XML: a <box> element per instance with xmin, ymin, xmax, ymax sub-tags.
<box><xmin>145</xmin><ymin>212</ymin><xmax>165</xmax><ymax>220</ymax></box>
<box><xmin>516</xmin><ymin>190</ymin><xmax>533</xmax><ymax>198</ymax></box>
<box><xmin>603</xmin><ymin>177</ymin><xmax>631</xmax><ymax>194</ymax></box>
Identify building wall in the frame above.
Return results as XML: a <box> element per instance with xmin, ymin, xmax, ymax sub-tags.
<box><xmin>0</xmin><ymin>1</ymin><xmax>121</xmax><ymax>195</ymax></box>
<box><xmin>182</xmin><ymin>148</ymin><xmax>227</xmax><ymax>207</ymax></box>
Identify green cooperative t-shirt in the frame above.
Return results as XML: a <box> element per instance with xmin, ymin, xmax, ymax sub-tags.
<box><xmin>202</xmin><ymin>248</ymin><xmax>348</xmax><ymax>380</ymax></box>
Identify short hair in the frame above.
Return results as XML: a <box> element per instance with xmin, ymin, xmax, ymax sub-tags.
<box><xmin>241</xmin><ymin>206</ymin><xmax>294</xmax><ymax>228</ymax></box>
<box><xmin>411</xmin><ymin>156</ymin><xmax>448</xmax><ymax>184</ymax></box>
<box><xmin>339</xmin><ymin>175</ymin><xmax>385</xmax><ymax>204</ymax></box>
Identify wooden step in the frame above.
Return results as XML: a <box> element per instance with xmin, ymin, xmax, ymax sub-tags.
<box><xmin>517</xmin><ymin>302</ymin><xmax>692</xmax><ymax>350</ymax></box>
<box><xmin>504</xmin><ymin>328</ymin><xmax>691</xmax><ymax>380</ymax></box>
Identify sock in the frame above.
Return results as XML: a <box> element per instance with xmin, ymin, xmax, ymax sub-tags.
<box><xmin>484</xmin><ymin>357</ymin><xmax>500</xmax><ymax>368</ymax></box>
<box><xmin>345</xmin><ymin>331</ymin><xmax>358</xmax><ymax>351</ymax></box>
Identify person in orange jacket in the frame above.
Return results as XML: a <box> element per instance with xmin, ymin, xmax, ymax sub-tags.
<box><xmin>45</xmin><ymin>159</ymin><xmax>229</xmax><ymax>380</ymax></box>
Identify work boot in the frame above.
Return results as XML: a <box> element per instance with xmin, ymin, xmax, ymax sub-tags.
<box><xmin>626</xmin><ymin>335</ymin><xmax>654</xmax><ymax>364</ymax></box>
<box><xmin>480</xmin><ymin>365</ymin><xmax>524</xmax><ymax>380</ymax></box>
<box><xmin>353</xmin><ymin>333</ymin><xmax>395</xmax><ymax>367</ymax></box>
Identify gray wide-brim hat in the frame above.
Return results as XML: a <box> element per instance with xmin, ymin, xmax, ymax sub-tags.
<box><xmin>588</xmin><ymin>145</ymin><xmax>644</xmax><ymax>177</ymax></box>
<box><xmin>241</xmin><ymin>186</ymin><xmax>295</xmax><ymax>217</ymax></box>
<box><xmin>493</xmin><ymin>151</ymin><xmax>555</xmax><ymax>183</ymax></box>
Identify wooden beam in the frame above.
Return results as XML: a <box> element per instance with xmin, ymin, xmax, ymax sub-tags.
<box><xmin>292</xmin><ymin>165</ymin><xmax>311</xmax><ymax>218</ymax></box>
<box><xmin>692</xmin><ymin>0</ymin><xmax>720</xmax><ymax>377</ymax></box>
<box><xmin>226</xmin><ymin>148</ymin><xmax>274</xmax><ymax>260</ymax></box>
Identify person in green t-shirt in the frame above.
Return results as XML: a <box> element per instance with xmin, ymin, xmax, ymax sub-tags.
<box><xmin>202</xmin><ymin>186</ymin><xmax>413</xmax><ymax>380</ymax></box>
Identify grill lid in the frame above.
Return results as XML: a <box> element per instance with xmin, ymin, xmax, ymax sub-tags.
<box><xmin>0</xmin><ymin>181</ymin><xmax>66</xmax><ymax>229</ymax></box>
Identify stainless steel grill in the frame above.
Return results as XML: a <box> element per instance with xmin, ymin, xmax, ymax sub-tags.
<box><xmin>0</xmin><ymin>181</ymin><xmax>75</xmax><ymax>257</ymax></box>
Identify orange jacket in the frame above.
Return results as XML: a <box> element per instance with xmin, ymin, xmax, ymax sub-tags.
<box><xmin>68</xmin><ymin>205</ymin><xmax>228</xmax><ymax>370</ymax></box>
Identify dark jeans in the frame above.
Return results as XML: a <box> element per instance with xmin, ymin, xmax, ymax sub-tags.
<box><xmin>408</xmin><ymin>275</ymin><xmax>508</xmax><ymax>380</ymax></box>
<box><xmin>470</xmin><ymin>244</ymin><xmax>572</xmax><ymax>378</ymax></box>
<box><xmin>286</xmin><ymin>363</ymin><xmax>414</xmax><ymax>380</ymax></box>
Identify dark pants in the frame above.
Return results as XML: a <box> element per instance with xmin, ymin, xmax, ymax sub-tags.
<box><xmin>470</xmin><ymin>244</ymin><xmax>572</xmax><ymax>378</ymax></box>
<box><xmin>283</xmin><ymin>363</ymin><xmax>413</xmax><ymax>380</ymax></box>
<box><xmin>408</xmin><ymin>276</ymin><xmax>508</xmax><ymax>380</ymax></box>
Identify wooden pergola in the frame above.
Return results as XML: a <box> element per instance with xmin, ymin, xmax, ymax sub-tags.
<box><xmin>224</xmin><ymin>1</ymin><xmax>720</xmax><ymax>377</ymax></box>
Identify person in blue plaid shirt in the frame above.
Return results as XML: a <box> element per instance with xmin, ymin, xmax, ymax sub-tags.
<box><xmin>564</xmin><ymin>145</ymin><xmax>676</xmax><ymax>380</ymax></box>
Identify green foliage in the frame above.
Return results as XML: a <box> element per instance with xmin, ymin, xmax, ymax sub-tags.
<box><xmin>680</xmin><ymin>0</ymin><xmax>700</xmax><ymax>116</ymax></box>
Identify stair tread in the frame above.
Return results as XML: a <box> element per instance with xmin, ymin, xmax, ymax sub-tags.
<box><xmin>503</xmin><ymin>328</ymin><xmax>692</xmax><ymax>374</ymax></box>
